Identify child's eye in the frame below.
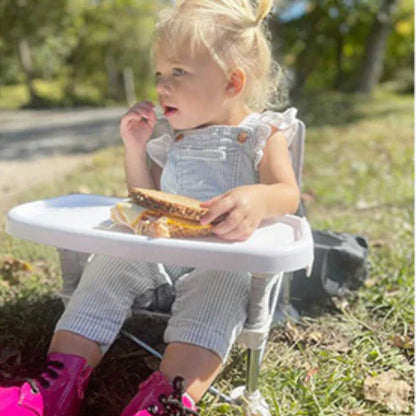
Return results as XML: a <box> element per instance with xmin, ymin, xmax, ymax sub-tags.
<box><xmin>172</xmin><ymin>68</ymin><xmax>185</xmax><ymax>77</ymax></box>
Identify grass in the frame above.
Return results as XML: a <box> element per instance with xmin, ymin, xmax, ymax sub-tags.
<box><xmin>0</xmin><ymin>80</ymin><xmax>110</xmax><ymax>109</ymax></box>
<box><xmin>0</xmin><ymin>90</ymin><xmax>413</xmax><ymax>415</ymax></box>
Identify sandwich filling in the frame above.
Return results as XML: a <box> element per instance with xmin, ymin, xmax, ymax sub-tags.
<box><xmin>110</xmin><ymin>201</ymin><xmax>212</xmax><ymax>238</ymax></box>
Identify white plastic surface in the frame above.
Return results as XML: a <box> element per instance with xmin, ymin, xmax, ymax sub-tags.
<box><xmin>6</xmin><ymin>194</ymin><xmax>313</xmax><ymax>274</ymax></box>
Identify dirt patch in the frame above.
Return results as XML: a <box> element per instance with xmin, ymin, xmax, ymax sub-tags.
<box><xmin>0</xmin><ymin>154</ymin><xmax>91</xmax><ymax>215</ymax></box>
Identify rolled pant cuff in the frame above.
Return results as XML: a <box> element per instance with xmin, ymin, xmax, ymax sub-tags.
<box><xmin>55</xmin><ymin>312</ymin><xmax>121</xmax><ymax>347</ymax></box>
<box><xmin>164</xmin><ymin>322</ymin><xmax>233</xmax><ymax>364</ymax></box>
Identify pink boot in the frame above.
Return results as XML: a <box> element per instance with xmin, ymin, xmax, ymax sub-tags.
<box><xmin>0</xmin><ymin>352</ymin><xmax>93</xmax><ymax>416</ymax></box>
<box><xmin>121</xmin><ymin>371</ymin><xmax>199</xmax><ymax>416</ymax></box>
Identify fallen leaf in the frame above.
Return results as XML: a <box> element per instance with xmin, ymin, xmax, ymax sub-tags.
<box><xmin>392</xmin><ymin>335</ymin><xmax>414</xmax><ymax>350</ymax></box>
<box><xmin>284</xmin><ymin>321</ymin><xmax>301</xmax><ymax>343</ymax></box>
<box><xmin>304</xmin><ymin>330</ymin><xmax>323</xmax><ymax>345</ymax></box>
<box><xmin>0</xmin><ymin>256</ymin><xmax>33</xmax><ymax>285</ymax></box>
<box><xmin>363</xmin><ymin>369</ymin><xmax>411</xmax><ymax>413</ymax></box>
<box><xmin>304</xmin><ymin>367</ymin><xmax>319</xmax><ymax>384</ymax></box>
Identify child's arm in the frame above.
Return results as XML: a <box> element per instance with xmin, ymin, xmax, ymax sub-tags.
<box><xmin>120</xmin><ymin>101</ymin><xmax>161</xmax><ymax>192</ymax></box>
<box><xmin>200</xmin><ymin>131</ymin><xmax>300</xmax><ymax>241</ymax></box>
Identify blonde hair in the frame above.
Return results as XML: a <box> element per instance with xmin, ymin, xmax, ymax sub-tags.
<box><xmin>153</xmin><ymin>0</ymin><xmax>280</xmax><ymax>112</ymax></box>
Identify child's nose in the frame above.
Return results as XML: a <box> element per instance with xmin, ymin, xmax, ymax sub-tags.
<box><xmin>156</xmin><ymin>78</ymin><xmax>171</xmax><ymax>95</ymax></box>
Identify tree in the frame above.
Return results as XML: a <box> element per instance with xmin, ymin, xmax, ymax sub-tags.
<box><xmin>0</xmin><ymin>0</ymin><xmax>69</xmax><ymax>104</ymax></box>
<box><xmin>271</xmin><ymin>0</ymin><xmax>411</xmax><ymax>95</ymax></box>
<box><xmin>355</xmin><ymin>0</ymin><xmax>400</xmax><ymax>93</ymax></box>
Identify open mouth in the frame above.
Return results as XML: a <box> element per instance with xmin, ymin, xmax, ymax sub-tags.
<box><xmin>163</xmin><ymin>105</ymin><xmax>178</xmax><ymax>117</ymax></box>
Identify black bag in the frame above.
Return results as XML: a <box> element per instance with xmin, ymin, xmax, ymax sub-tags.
<box><xmin>290</xmin><ymin>230</ymin><xmax>369</xmax><ymax>300</ymax></box>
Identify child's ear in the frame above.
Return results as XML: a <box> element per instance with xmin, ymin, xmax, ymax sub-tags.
<box><xmin>225</xmin><ymin>68</ymin><xmax>246</xmax><ymax>97</ymax></box>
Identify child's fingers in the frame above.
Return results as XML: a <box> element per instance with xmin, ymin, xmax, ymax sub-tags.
<box><xmin>130</xmin><ymin>101</ymin><xmax>154</xmax><ymax>111</ymax></box>
<box><xmin>132</xmin><ymin>106</ymin><xmax>155</xmax><ymax>120</ymax></box>
<box><xmin>127</xmin><ymin>102</ymin><xmax>155</xmax><ymax>118</ymax></box>
<box><xmin>124</xmin><ymin>106</ymin><xmax>156</xmax><ymax>125</ymax></box>
<box><xmin>200</xmin><ymin>194</ymin><xmax>223</xmax><ymax>208</ymax></box>
<box><xmin>211</xmin><ymin>210</ymin><xmax>244</xmax><ymax>235</ymax></box>
<box><xmin>215</xmin><ymin>217</ymin><xmax>257</xmax><ymax>241</ymax></box>
<box><xmin>200</xmin><ymin>196</ymin><xmax>234</xmax><ymax>225</ymax></box>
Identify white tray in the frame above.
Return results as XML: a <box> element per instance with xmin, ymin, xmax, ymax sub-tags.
<box><xmin>6</xmin><ymin>194</ymin><xmax>313</xmax><ymax>274</ymax></box>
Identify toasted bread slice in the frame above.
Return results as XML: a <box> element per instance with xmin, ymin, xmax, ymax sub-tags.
<box><xmin>129</xmin><ymin>188</ymin><xmax>208</xmax><ymax>221</ymax></box>
<box><xmin>110</xmin><ymin>201</ymin><xmax>212</xmax><ymax>238</ymax></box>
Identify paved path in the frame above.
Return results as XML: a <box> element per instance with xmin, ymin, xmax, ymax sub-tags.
<box><xmin>0</xmin><ymin>107</ymin><xmax>125</xmax><ymax>160</ymax></box>
<box><xmin>0</xmin><ymin>107</ymin><xmax>126</xmax><ymax>213</ymax></box>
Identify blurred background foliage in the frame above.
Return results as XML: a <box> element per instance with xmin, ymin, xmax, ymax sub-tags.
<box><xmin>0</xmin><ymin>0</ymin><xmax>413</xmax><ymax>109</ymax></box>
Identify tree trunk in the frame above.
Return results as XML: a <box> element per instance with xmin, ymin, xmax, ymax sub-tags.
<box><xmin>123</xmin><ymin>67</ymin><xmax>136</xmax><ymax>106</ymax></box>
<box><xmin>334</xmin><ymin>31</ymin><xmax>344</xmax><ymax>90</ymax></box>
<box><xmin>17</xmin><ymin>38</ymin><xmax>36</xmax><ymax>103</ymax></box>
<box><xmin>105</xmin><ymin>53</ymin><xmax>119</xmax><ymax>100</ymax></box>
<box><xmin>355</xmin><ymin>0</ymin><xmax>399</xmax><ymax>93</ymax></box>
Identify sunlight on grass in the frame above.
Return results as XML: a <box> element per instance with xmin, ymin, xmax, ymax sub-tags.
<box><xmin>0</xmin><ymin>91</ymin><xmax>413</xmax><ymax>415</ymax></box>
<box><xmin>0</xmin><ymin>84</ymin><xmax>29</xmax><ymax>109</ymax></box>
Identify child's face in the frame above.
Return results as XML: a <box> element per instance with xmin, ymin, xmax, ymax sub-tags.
<box><xmin>154</xmin><ymin>45</ymin><xmax>231</xmax><ymax>130</ymax></box>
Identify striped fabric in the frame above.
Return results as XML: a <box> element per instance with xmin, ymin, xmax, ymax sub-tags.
<box><xmin>57</xmin><ymin>254</ymin><xmax>250</xmax><ymax>361</ymax></box>
<box><xmin>56</xmin><ymin>109</ymin><xmax>301</xmax><ymax>361</ymax></box>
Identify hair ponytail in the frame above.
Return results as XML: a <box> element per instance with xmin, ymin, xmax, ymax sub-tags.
<box><xmin>255</xmin><ymin>0</ymin><xmax>273</xmax><ymax>25</ymax></box>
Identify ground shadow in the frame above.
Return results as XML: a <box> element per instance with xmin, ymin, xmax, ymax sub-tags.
<box><xmin>0</xmin><ymin>294</ymin><xmax>169</xmax><ymax>416</ymax></box>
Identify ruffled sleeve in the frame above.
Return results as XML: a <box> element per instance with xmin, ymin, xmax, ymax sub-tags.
<box><xmin>146</xmin><ymin>118</ymin><xmax>174</xmax><ymax>168</ymax></box>
<box><xmin>253</xmin><ymin>107</ymin><xmax>299</xmax><ymax>169</ymax></box>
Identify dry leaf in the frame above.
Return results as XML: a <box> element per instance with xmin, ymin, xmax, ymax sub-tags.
<box><xmin>284</xmin><ymin>321</ymin><xmax>301</xmax><ymax>343</ymax></box>
<box><xmin>304</xmin><ymin>367</ymin><xmax>319</xmax><ymax>384</ymax></box>
<box><xmin>304</xmin><ymin>330</ymin><xmax>323</xmax><ymax>345</ymax></box>
<box><xmin>0</xmin><ymin>256</ymin><xmax>33</xmax><ymax>285</ymax></box>
<box><xmin>363</xmin><ymin>369</ymin><xmax>411</xmax><ymax>413</ymax></box>
<box><xmin>392</xmin><ymin>335</ymin><xmax>414</xmax><ymax>350</ymax></box>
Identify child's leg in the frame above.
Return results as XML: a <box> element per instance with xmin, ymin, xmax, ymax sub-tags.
<box><xmin>121</xmin><ymin>268</ymin><xmax>251</xmax><ymax>415</ymax></box>
<box><xmin>48</xmin><ymin>330</ymin><xmax>103</xmax><ymax>367</ymax></box>
<box><xmin>162</xmin><ymin>268</ymin><xmax>251</xmax><ymax>401</ymax></box>
<box><xmin>160</xmin><ymin>342</ymin><xmax>222</xmax><ymax>402</ymax></box>
<box><xmin>55</xmin><ymin>254</ymin><xmax>166</xmax><ymax>355</ymax></box>
<box><xmin>0</xmin><ymin>255</ymin><xmax>177</xmax><ymax>416</ymax></box>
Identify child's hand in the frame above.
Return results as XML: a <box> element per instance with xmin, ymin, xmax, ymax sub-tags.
<box><xmin>120</xmin><ymin>101</ymin><xmax>156</xmax><ymax>149</ymax></box>
<box><xmin>200</xmin><ymin>185</ymin><xmax>267</xmax><ymax>241</ymax></box>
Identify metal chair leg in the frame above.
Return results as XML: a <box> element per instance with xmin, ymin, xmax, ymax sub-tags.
<box><xmin>229</xmin><ymin>345</ymin><xmax>271</xmax><ymax>415</ymax></box>
<box><xmin>246</xmin><ymin>347</ymin><xmax>262</xmax><ymax>394</ymax></box>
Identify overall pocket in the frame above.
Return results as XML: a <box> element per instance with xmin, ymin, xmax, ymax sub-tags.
<box><xmin>176</xmin><ymin>147</ymin><xmax>240</xmax><ymax>199</ymax></box>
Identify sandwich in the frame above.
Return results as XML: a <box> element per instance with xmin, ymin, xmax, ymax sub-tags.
<box><xmin>110</xmin><ymin>188</ymin><xmax>213</xmax><ymax>238</ymax></box>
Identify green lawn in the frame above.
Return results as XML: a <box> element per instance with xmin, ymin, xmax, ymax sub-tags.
<box><xmin>0</xmin><ymin>90</ymin><xmax>413</xmax><ymax>415</ymax></box>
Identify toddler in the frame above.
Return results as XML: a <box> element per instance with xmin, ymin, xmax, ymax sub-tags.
<box><xmin>0</xmin><ymin>0</ymin><xmax>301</xmax><ymax>415</ymax></box>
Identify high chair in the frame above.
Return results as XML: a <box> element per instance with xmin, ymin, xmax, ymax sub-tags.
<box><xmin>6</xmin><ymin>120</ymin><xmax>313</xmax><ymax>416</ymax></box>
